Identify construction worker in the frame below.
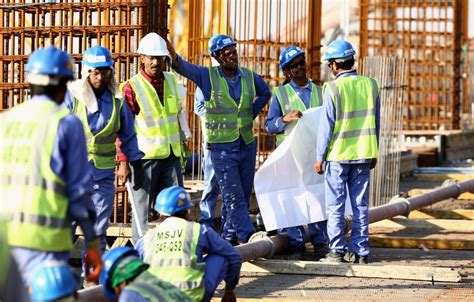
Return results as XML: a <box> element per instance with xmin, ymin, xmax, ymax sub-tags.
<box><xmin>29</xmin><ymin>261</ymin><xmax>80</xmax><ymax>302</ymax></box>
<box><xmin>135</xmin><ymin>186</ymin><xmax>241</xmax><ymax>302</ymax></box>
<box><xmin>67</xmin><ymin>45</ymin><xmax>145</xmax><ymax>262</ymax></box>
<box><xmin>168</xmin><ymin>34</ymin><xmax>272</xmax><ymax>244</ymax></box>
<box><xmin>314</xmin><ymin>40</ymin><xmax>380</xmax><ymax>264</ymax></box>
<box><xmin>100</xmin><ymin>246</ymin><xmax>193</xmax><ymax>302</ymax></box>
<box><xmin>265</xmin><ymin>45</ymin><xmax>328</xmax><ymax>259</ymax></box>
<box><xmin>120</xmin><ymin>32</ymin><xmax>185</xmax><ymax>244</ymax></box>
<box><xmin>194</xmin><ymin>87</ymin><xmax>223</xmax><ymax>230</ymax></box>
<box><xmin>0</xmin><ymin>46</ymin><xmax>102</xmax><ymax>285</ymax></box>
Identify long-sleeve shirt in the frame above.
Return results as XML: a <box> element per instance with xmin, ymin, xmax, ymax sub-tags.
<box><xmin>174</xmin><ymin>55</ymin><xmax>271</xmax><ymax>147</ymax></box>
<box><xmin>65</xmin><ymin>88</ymin><xmax>144</xmax><ymax>180</ymax></box>
<box><xmin>135</xmin><ymin>221</ymin><xmax>242</xmax><ymax>290</ymax></box>
<box><xmin>265</xmin><ymin>80</ymin><xmax>313</xmax><ymax>134</ymax></box>
<box><xmin>194</xmin><ymin>87</ymin><xmax>205</xmax><ymax>117</ymax></box>
<box><xmin>36</xmin><ymin>95</ymin><xmax>97</xmax><ymax>241</ymax></box>
<box><xmin>316</xmin><ymin>70</ymin><xmax>380</xmax><ymax>163</ymax></box>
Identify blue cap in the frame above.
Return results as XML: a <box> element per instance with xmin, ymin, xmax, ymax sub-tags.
<box><xmin>322</xmin><ymin>40</ymin><xmax>356</xmax><ymax>61</ymax></box>
<box><xmin>154</xmin><ymin>186</ymin><xmax>193</xmax><ymax>216</ymax></box>
<box><xmin>82</xmin><ymin>46</ymin><xmax>114</xmax><ymax>69</ymax></box>
<box><xmin>100</xmin><ymin>247</ymin><xmax>139</xmax><ymax>299</ymax></box>
<box><xmin>30</xmin><ymin>261</ymin><xmax>79</xmax><ymax>301</ymax></box>
<box><xmin>279</xmin><ymin>46</ymin><xmax>305</xmax><ymax>69</ymax></box>
<box><xmin>25</xmin><ymin>46</ymin><xmax>74</xmax><ymax>77</ymax></box>
<box><xmin>208</xmin><ymin>34</ymin><xmax>237</xmax><ymax>54</ymax></box>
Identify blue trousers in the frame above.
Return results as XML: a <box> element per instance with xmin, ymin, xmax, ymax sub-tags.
<box><xmin>280</xmin><ymin>220</ymin><xmax>328</xmax><ymax>249</ymax></box>
<box><xmin>210</xmin><ymin>139</ymin><xmax>256</xmax><ymax>243</ymax></box>
<box><xmin>202</xmin><ymin>254</ymin><xmax>228</xmax><ymax>302</ymax></box>
<box><xmin>325</xmin><ymin>162</ymin><xmax>371</xmax><ymax>256</ymax></box>
<box><xmin>199</xmin><ymin>143</ymin><xmax>223</xmax><ymax>226</ymax></box>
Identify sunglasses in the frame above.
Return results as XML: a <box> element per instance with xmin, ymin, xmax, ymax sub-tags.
<box><xmin>287</xmin><ymin>60</ymin><xmax>306</xmax><ymax>69</ymax></box>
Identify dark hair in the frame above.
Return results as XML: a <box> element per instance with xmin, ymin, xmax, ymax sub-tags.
<box><xmin>29</xmin><ymin>77</ymin><xmax>71</xmax><ymax>98</ymax></box>
<box><xmin>332</xmin><ymin>58</ymin><xmax>355</xmax><ymax>70</ymax></box>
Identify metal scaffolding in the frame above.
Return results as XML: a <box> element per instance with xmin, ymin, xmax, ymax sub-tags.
<box><xmin>360</xmin><ymin>0</ymin><xmax>468</xmax><ymax>132</ymax></box>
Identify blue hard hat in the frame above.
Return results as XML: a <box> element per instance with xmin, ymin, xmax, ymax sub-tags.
<box><xmin>25</xmin><ymin>46</ymin><xmax>75</xmax><ymax>77</ymax></box>
<box><xmin>208</xmin><ymin>34</ymin><xmax>237</xmax><ymax>54</ymax></box>
<box><xmin>279</xmin><ymin>46</ymin><xmax>305</xmax><ymax>69</ymax></box>
<box><xmin>322</xmin><ymin>40</ymin><xmax>356</xmax><ymax>61</ymax></box>
<box><xmin>154</xmin><ymin>186</ymin><xmax>193</xmax><ymax>216</ymax></box>
<box><xmin>29</xmin><ymin>261</ymin><xmax>79</xmax><ymax>301</ymax></box>
<box><xmin>82</xmin><ymin>45</ymin><xmax>114</xmax><ymax>69</ymax></box>
<box><xmin>100</xmin><ymin>247</ymin><xmax>139</xmax><ymax>299</ymax></box>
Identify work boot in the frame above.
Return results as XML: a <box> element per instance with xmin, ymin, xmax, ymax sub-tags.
<box><xmin>344</xmin><ymin>252</ymin><xmax>369</xmax><ymax>264</ymax></box>
<box><xmin>319</xmin><ymin>251</ymin><xmax>346</xmax><ymax>263</ymax></box>
<box><xmin>313</xmin><ymin>242</ymin><xmax>330</xmax><ymax>261</ymax></box>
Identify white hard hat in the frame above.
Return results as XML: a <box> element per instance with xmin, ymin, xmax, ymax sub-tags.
<box><xmin>137</xmin><ymin>32</ymin><xmax>171</xmax><ymax>62</ymax></box>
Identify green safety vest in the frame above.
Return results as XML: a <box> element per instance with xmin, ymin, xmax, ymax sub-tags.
<box><xmin>125</xmin><ymin>271</ymin><xmax>193</xmax><ymax>302</ymax></box>
<box><xmin>324</xmin><ymin>76</ymin><xmax>379</xmax><ymax>161</ymax></box>
<box><xmin>205</xmin><ymin>66</ymin><xmax>256</xmax><ymax>144</ymax></box>
<box><xmin>121</xmin><ymin>72</ymin><xmax>182</xmax><ymax>159</ymax></box>
<box><xmin>0</xmin><ymin>100</ymin><xmax>72</xmax><ymax>251</ymax></box>
<box><xmin>71</xmin><ymin>94</ymin><xmax>122</xmax><ymax>169</ymax></box>
<box><xmin>273</xmin><ymin>82</ymin><xmax>322</xmax><ymax>143</ymax></box>
<box><xmin>144</xmin><ymin>217</ymin><xmax>205</xmax><ymax>302</ymax></box>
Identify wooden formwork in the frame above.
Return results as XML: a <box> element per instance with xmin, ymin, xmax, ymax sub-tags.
<box><xmin>360</xmin><ymin>0</ymin><xmax>469</xmax><ymax>132</ymax></box>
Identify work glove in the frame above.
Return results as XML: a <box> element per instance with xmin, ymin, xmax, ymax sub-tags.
<box><xmin>221</xmin><ymin>291</ymin><xmax>236</xmax><ymax>302</ymax></box>
<box><xmin>130</xmin><ymin>160</ymin><xmax>144</xmax><ymax>191</ymax></box>
<box><xmin>84</xmin><ymin>240</ymin><xmax>103</xmax><ymax>284</ymax></box>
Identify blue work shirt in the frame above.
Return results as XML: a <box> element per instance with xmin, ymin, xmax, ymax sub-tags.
<box><xmin>265</xmin><ymin>80</ymin><xmax>313</xmax><ymax>134</ymax></box>
<box><xmin>135</xmin><ymin>222</ymin><xmax>242</xmax><ymax>290</ymax></box>
<box><xmin>35</xmin><ymin>95</ymin><xmax>96</xmax><ymax>240</ymax></box>
<box><xmin>175</xmin><ymin>56</ymin><xmax>271</xmax><ymax>147</ymax></box>
<box><xmin>316</xmin><ymin>70</ymin><xmax>380</xmax><ymax>163</ymax></box>
<box><xmin>65</xmin><ymin>89</ymin><xmax>144</xmax><ymax>180</ymax></box>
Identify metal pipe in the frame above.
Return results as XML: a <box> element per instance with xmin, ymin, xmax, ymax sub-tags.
<box><xmin>78</xmin><ymin>179</ymin><xmax>474</xmax><ymax>299</ymax></box>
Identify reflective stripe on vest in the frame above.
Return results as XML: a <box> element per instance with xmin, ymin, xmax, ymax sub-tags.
<box><xmin>72</xmin><ymin>94</ymin><xmax>121</xmax><ymax>169</ymax></box>
<box><xmin>144</xmin><ymin>217</ymin><xmax>205</xmax><ymax>302</ymax></box>
<box><xmin>0</xmin><ymin>101</ymin><xmax>72</xmax><ymax>252</ymax></box>
<box><xmin>125</xmin><ymin>271</ymin><xmax>193</xmax><ymax>302</ymax></box>
<box><xmin>204</xmin><ymin>66</ymin><xmax>255</xmax><ymax>144</ymax></box>
<box><xmin>274</xmin><ymin>83</ymin><xmax>322</xmax><ymax>143</ymax></box>
<box><xmin>123</xmin><ymin>72</ymin><xmax>182</xmax><ymax>159</ymax></box>
<box><xmin>325</xmin><ymin>76</ymin><xmax>379</xmax><ymax>161</ymax></box>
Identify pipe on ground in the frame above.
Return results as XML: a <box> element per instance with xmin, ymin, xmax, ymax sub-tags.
<box><xmin>78</xmin><ymin>179</ymin><xmax>474</xmax><ymax>299</ymax></box>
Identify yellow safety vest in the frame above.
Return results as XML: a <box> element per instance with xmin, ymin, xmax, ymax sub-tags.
<box><xmin>0</xmin><ymin>100</ymin><xmax>72</xmax><ymax>251</ymax></box>
<box><xmin>72</xmin><ymin>94</ymin><xmax>122</xmax><ymax>169</ymax></box>
<box><xmin>144</xmin><ymin>217</ymin><xmax>205</xmax><ymax>302</ymax></box>
<box><xmin>205</xmin><ymin>67</ymin><xmax>255</xmax><ymax>144</ymax></box>
<box><xmin>324</xmin><ymin>76</ymin><xmax>379</xmax><ymax>161</ymax></box>
<box><xmin>273</xmin><ymin>82</ymin><xmax>322</xmax><ymax>143</ymax></box>
<box><xmin>121</xmin><ymin>72</ymin><xmax>182</xmax><ymax>159</ymax></box>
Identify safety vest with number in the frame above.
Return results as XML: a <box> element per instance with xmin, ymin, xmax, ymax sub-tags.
<box><xmin>144</xmin><ymin>217</ymin><xmax>205</xmax><ymax>302</ymax></box>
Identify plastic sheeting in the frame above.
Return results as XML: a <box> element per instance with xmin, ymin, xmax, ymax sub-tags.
<box><xmin>254</xmin><ymin>107</ymin><xmax>351</xmax><ymax>231</ymax></box>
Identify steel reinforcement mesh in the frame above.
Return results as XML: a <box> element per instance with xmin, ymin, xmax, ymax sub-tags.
<box><xmin>360</xmin><ymin>0</ymin><xmax>468</xmax><ymax>131</ymax></box>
